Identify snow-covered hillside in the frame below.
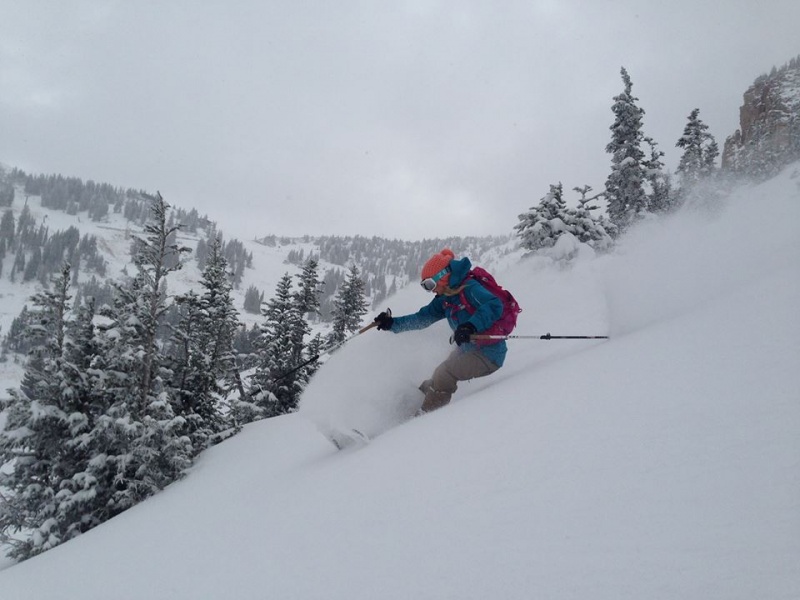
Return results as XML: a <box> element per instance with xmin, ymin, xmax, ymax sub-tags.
<box><xmin>0</xmin><ymin>192</ymin><xmax>314</xmax><ymax>336</ymax></box>
<box><xmin>0</xmin><ymin>164</ymin><xmax>798</xmax><ymax>599</ymax></box>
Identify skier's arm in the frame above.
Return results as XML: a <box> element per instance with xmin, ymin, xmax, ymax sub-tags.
<box><xmin>390</xmin><ymin>297</ymin><xmax>446</xmax><ymax>333</ymax></box>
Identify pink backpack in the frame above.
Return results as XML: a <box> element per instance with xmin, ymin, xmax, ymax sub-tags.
<box><xmin>449</xmin><ymin>267</ymin><xmax>522</xmax><ymax>345</ymax></box>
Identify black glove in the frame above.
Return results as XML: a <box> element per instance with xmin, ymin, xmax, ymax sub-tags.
<box><xmin>374</xmin><ymin>310</ymin><xmax>394</xmax><ymax>331</ymax></box>
<box><xmin>453</xmin><ymin>322</ymin><xmax>477</xmax><ymax>346</ymax></box>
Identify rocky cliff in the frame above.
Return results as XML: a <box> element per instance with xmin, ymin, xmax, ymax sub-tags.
<box><xmin>722</xmin><ymin>56</ymin><xmax>800</xmax><ymax>179</ymax></box>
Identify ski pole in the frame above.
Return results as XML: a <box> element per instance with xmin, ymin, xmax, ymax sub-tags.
<box><xmin>272</xmin><ymin>312</ymin><xmax>385</xmax><ymax>382</ymax></box>
<box><xmin>471</xmin><ymin>332</ymin><xmax>609</xmax><ymax>341</ymax></box>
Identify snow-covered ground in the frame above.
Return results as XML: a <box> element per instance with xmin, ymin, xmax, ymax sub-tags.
<box><xmin>0</xmin><ymin>165</ymin><xmax>798</xmax><ymax>599</ymax></box>
<box><xmin>0</xmin><ymin>193</ymin><xmax>324</xmax><ymax>338</ymax></box>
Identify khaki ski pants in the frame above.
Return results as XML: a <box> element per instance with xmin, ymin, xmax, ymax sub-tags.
<box><xmin>419</xmin><ymin>349</ymin><xmax>499</xmax><ymax>412</ymax></box>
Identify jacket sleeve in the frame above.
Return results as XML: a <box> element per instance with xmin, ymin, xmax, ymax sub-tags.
<box><xmin>391</xmin><ymin>296</ymin><xmax>446</xmax><ymax>333</ymax></box>
<box><xmin>462</xmin><ymin>280</ymin><xmax>503</xmax><ymax>332</ymax></box>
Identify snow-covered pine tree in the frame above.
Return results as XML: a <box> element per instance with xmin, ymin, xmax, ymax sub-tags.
<box><xmin>195</xmin><ymin>237</ymin><xmax>208</xmax><ymax>271</ymax></box>
<box><xmin>1</xmin><ymin>209</ymin><xmax>15</xmax><ymax>249</ymax></box>
<box><xmin>22</xmin><ymin>247</ymin><xmax>41</xmax><ymax>282</ymax></box>
<box><xmin>130</xmin><ymin>194</ymin><xmax>191</xmax><ymax>411</ymax></box>
<box><xmin>605</xmin><ymin>67</ymin><xmax>649</xmax><ymax>232</ymax></box>
<box><xmin>83</xmin><ymin>193</ymin><xmax>192</xmax><ymax>516</ymax></box>
<box><xmin>0</xmin><ymin>180</ymin><xmax>13</xmax><ymax>207</ymax></box>
<box><xmin>303</xmin><ymin>333</ymin><xmax>325</xmax><ymax>380</ymax></box>
<box><xmin>0</xmin><ymin>265</ymin><xmax>101</xmax><ymax>560</ymax></box>
<box><xmin>64</xmin><ymin>296</ymin><xmax>99</xmax><ymax>420</ymax></box>
<box><xmin>289</xmin><ymin>257</ymin><xmax>323</xmax><ymax>384</ymax></box>
<box><xmin>514</xmin><ymin>183</ymin><xmax>571</xmax><ymax>252</ymax></box>
<box><xmin>167</xmin><ymin>237</ymin><xmax>241</xmax><ymax>452</ymax></box>
<box><xmin>242</xmin><ymin>284</ymin><xmax>263</xmax><ymax>314</ymax></box>
<box><xmin>294</xmin><ymin>258</ymin><xmax>323</xmax><ymax>322</ymax></box>
<box><xmin>251</xmin><ymin>273</ymin><xmax>307</xmax><ymax>417</ymax></box>
<box><xmin>703</xmin><ymin>139</ymin><xmax>720</xmax><ymax>177</ymax></box>
<box><xmin>327</xmin><ymin>264</ymin><xmax>369</xmax><ymax>348</ymax></box>
<box><xmin>676</xmin><ymin>108</ymin><xmax>718</xmax><ymax>188</ymax></box>
<box><xmin>643</xmin><ymin>137</ymin><xmax>673</xmax><ymax>213</ymax></box>
<box><xmin>675</xmin><ymin>108</ymin><xmax>722</xmax><ymax>209</ymax></box>
<box><xmin>569</xmin><ymin>186</ymin><xmax>615</xmax><ymax>252</ymax></box>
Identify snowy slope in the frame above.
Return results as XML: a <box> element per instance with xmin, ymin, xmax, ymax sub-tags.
<box><xmin>0</xmin><ymin>192</ymin><xmax>319</xmax><ymax>337</ymax></box>
<box><xmin>0</xmin><ymin>165</ymin><xmax>798</xmax><ymax>599</ymax></box>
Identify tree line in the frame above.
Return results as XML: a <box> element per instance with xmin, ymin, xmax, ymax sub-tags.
<box><xmin>516</xmin><ymin>67</ymin><xmax>723</xmax><ymax>256</ymax></box>
<box><xmin>0</xmin><ymin>194</ymin><xmax>371</xmax><ymax>562</ymax></box>
<box><xmin>0</xmin><ymin>205</ymin><xmax>107</xmax><ymax>286</ymax></box>
<box><xmin>2</xmin><ymin>169</ymin><xmax>254</xmax><ymax>286</ymax></box>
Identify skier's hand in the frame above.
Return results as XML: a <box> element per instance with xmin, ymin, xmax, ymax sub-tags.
<box><xmin>453</xmin><ymin>322</ymin><xmax>476</xmax><ymax>346</ymax></box>
<box><xmin>374</xmin><ymin>310</ymin><xmax>394</xmax><ymax>331</ymax></box>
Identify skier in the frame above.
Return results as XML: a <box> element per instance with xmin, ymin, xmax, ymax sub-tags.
<box><xmin>373</xmin><ymin>248</ymin><xmax>506</xmax><ymax>413</ymax></box>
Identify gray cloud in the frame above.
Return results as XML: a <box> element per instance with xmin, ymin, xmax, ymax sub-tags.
<box><xmin>2</xmin><ymin>0</ymin><xmax>798</xmax><ymax>241</ymax></box>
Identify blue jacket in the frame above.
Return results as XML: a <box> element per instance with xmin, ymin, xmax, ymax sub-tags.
<box><xmin>391</xmin><ymin>256</ymin><xmax>507</xmax><ymax>367</ymax></box>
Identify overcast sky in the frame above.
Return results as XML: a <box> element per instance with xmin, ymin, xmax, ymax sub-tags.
<box><xmin>1</xmin><ymin>1</ymin><xmax>797</xmax><ymax>241</ymax></box>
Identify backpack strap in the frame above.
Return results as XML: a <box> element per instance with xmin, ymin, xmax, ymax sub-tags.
<box><xmin>442</xmin><ymin>276</ymin><xmax>477</xmax><ymax>320</ymax></box>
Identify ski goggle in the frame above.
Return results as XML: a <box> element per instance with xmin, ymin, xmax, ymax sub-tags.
<box><xmin>420</xmin><ymin>266</ymin><xmax>450</xmax><ymax>292</ymax></box>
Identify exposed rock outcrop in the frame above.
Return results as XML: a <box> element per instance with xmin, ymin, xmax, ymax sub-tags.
<box><xmin>722</xmin><ymin>56</ymin><xmax>800</xmax><ymax>179</ymax></box>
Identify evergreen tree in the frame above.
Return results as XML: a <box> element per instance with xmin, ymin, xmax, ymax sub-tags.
<box><xmin>569</xmin><ymin>186</ymin><xmax>616</xmax><ymax>252</ymax></box>
<box><xmin>0</xmin><ymin>265</ymin><xmax>101</xmax><ymax>560</ymax></box>
<box><xmin>703</xmin><ymin>139</ymin><xmax>720</xmax><ymax>177</ymax></box>
<box><xmin>288</xmin><ymin>258</ymin><xmax>323</xmax><ymax>381</ymax></box>
<box><xmin>82</xmin><ymin>193</ymin><xmax>192</xmax><ymax>517</ymax></box>
<box><xmin>167</xmin><ymin>237</ymin><xmax>241</xmax><ymax>451</ymax></box>
<box><xmin>10</xmin><ymin>251</ymin><xmax>24</xmax><ymax>282</ymax></box>
<box><xmin>23</xmin><ymin>247</ymin><xmax>42</xmax><ymax>282</ymax></box>
<box><xmin>195</xmin><ymin>237</ymin><xmax>209</xmax><ymax>271</ymax></box>
<box><xmin>605</xmin><ymin>67</ymin><xmax>649</xmax><ymax>232</ymax></box>
<box><xmin>242</xmin><ymin>285</ymin><xmax>263</xmax><ymax>314</ymax></box>
<box><xmin>303</xmin><ymin>333</ymin><xmax>325</xmax><ymax>380</ymax></box>
<box><xmin>517</xmin><ymin>184</ymin><xmax>616</xmax><ymax>258</ymax></box>
<box><xmin>129</xmin><ymin>193</ymin><xmax>191</xmax><ymax>411</ymax></box>
<box><xmin>251</xmin><ymin>274</ymin><xmax>306</xmax><ymax>417</ymax></box>
<box><xmin>231</xmin><ymin>323</ymin><xmax>259</xmax><ymax>369</ymax></box>
<box><xmin>3</xmin><ymin>306</ymin><xmax>31</xmax><ymax>354</ymax></box>
<box><xmin>0</xmin><ymin>181</ymin><xmax>14</xmax><ymax>207</ymax></box>
<box><xmin>675</xmin><ymin>108</ymin><xmax>722</xmax><ymax>209</ymax></box>
<box><xmin>228</xmin><ymin>326</ymin><xmax>265</xmax><ymax>428</ymax></box>
<box><xmin>328</xmin><ymin>264</ymin><xmax>369</xmax><ymax>347</ymax></box>
<box><xmin>0</xmin><ymin>210</ymin><xmax>15</xmax><ymax>248</ymax></box>
<box><xmin>676</xmin><ymin>108</ymin><xmax>718</xmax><ymax>188</ymax></box>
<box><xmin>294</xmin><ymin>258</ymin><xmax>323</xmax><ymax>321</ymax></box>
<box><xmin>163</xmin><ymin>226</ymin><xmax>181</xmax><ymax>271</ymax></box>
<box><xmin>15</xmin><ymin>205</ymin><xmax>35</xmax><ymax>250</ymax></box>
<box><xmin>643</xmin><ymin>137</ymin><xmax>673</xmax><ymax>213</ymax></box>
<box><xmin>515</xmin><ymin>183</ymin><xmax>571</xmax><ymax>252</ymax></box>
